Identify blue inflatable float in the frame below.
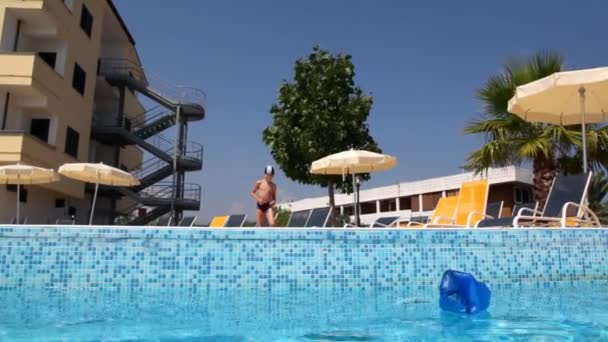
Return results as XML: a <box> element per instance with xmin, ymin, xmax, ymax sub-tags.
<box><xmin>439</xmin><ymin>270</ymin><xmax>490</xmax><ymax>314</ymax></box>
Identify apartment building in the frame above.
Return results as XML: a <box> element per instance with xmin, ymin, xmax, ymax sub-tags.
<box><xmin>0</xmin><ymin>0</ymin><xmax>205</xmax><ymax>224</ymax></box>
<box><xmin>279</xmin><ymin>166</ymin><xmax>534</xmax><ymax>225</ymax></box>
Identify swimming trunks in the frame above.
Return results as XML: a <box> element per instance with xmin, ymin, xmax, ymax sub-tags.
<box><xmin>257</xmin><ymin>202</ymin><xmax>272</xmax><ymax>213</ymax></box>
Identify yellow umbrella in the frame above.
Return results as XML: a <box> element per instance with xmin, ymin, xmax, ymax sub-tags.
<box><xmin>311</xmin><ymin>149</ymin><xmax>397</xmax><ymax>225</ymax></box>
<box><xmin>0</xmin><ymin>163</ymin><xmax>58</xmax><ymax>224</ymax></box>
<box><xmin>58</xmin><ymin>163</ymin><xmax>139</xmax><ymax>225</ymax></box>
<box><xmin>508</xmin><ymin>67</ymin><xmax>608</xmax><ymax>173</ymax></box>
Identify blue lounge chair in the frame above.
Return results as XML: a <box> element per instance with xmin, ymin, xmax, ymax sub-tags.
<box><xmin>178</xmin><ymin>216</ymin><xmax>197</xmax><ymax>227</ymax></box>
<box><xmin>10</xmin><ymin>217</ymin><xmax>26</xmax><ymax>224</ymax></box>
<box><xmin>345</xmin><ymin>216</ymin><xmax>401</xmax><ymax>228</ymax></box>
<box><xmin>305</xmin><ymin>207</ymin><xmax>332</xmax><ymax>228</ymax></box>
<box><xmin>156</xmin><ymin>216</ymin><xmax>172</xmax><ymax>226</ymax></box>
<box><xmin>476</xmin><ymin>202</ymin><xmax>536</xmax><ymax>228</ymax></box>
<box><xmin>486</xmin><ymin>201</ymin><xmax>504</xmax><ymax>219</ymax></box>
<box><xmin>286</xmin><ymin>210</ymin><xmax>312</xmax><ymax>227</ymax></box>
<box><xmin>370</xmin><ymin>216</ymin><xmax>401</xmax><ymax>228</ymax></box>
<box><xmin>225</xmin><ymin>214</ymin><xmax>247</xmax><ymax>227</ymax></box>
<box><xmin>56</xmin><ymin>217</ymin><xmax>75</xmax><ymax>225</ymax></box>
<box><xmin>477</xmin><ymin>173</ymin><xmax>600</xmax><ymax>227</ymax></box>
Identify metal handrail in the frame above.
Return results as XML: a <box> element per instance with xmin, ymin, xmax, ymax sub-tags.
<box><xmin>98</xmin><ymin>58</ymin><xmax>148</xmax><ymax>84</ymax></box>
<box><xmin>130</xmin><ymin>105</ymin><xmax>168</xmax><ymax>129</ymax></box>
<box><xmin>132</xmin><ymin>157</ymin><xmax>170</xmax><ymax>180</ymax></box>
<box><xmin>98</xmin><ymin>58</ymin><xmax>207</xmax><ymax>108</ymax></box>
<box><xmin>132</xmin><ymin>140</ymin><xmax>203</xmax><ymax>181</ymax></box>
<box><xmin>140</xmin><ymin>182</ymin><xmax>201</xmax><ymax>201</ymax></box>
<box><xmin>118</xmin><ymin>182</ymin><xmax>201</xmax><ymax>218</ymax></box>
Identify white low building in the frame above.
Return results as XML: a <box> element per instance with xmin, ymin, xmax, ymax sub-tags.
<box><xmin>278</xmin><ymin>166</ymin><xmax>534</xmax><ymax>225</ymax></box>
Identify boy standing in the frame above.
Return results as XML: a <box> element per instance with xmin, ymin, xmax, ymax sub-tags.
<box><xmin>250</xmin><ymin>165</ymin><xmax>277</xmax><ymax>227</ymax></box>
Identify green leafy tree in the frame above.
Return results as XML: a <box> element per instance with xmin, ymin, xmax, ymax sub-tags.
<box><xmin>274</xmin><ymin>207</ymin><xmax>291</xmax><ymax>227</ymax></box>
<box><xmin>264</xmin><ymin>45</ymin><xmax>381</xmax><ymax>208</ymax></box>
<box><xmin>464</xmin><ymin>51</ymin><xmax>608</xmax><ymax>206</ymax></box>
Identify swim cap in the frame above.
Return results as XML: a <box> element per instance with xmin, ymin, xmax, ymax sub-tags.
<box><xmin>264</xmin><ymin>165</ymin><xmax>275</xmax><ymax>175</ymax></box>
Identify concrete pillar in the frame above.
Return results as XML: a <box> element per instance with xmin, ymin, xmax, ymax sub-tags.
<box><xmin>418</xmin><ymin>194</ymin><xmax>423</xmax><ymax>214</ymax></box>
<box><xmin>376</xmin><ymin>200</ymin><xmax>380</xmax><ymax>213</ymax></box>
<box><xmin>395</xmin><ymin>197</ymin><xmax>400</xmax><ymax>211</ymax></box>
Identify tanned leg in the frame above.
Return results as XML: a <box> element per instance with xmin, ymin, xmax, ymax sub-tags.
<box><xmin>266</xmin><ymin>208</ymin><xmax>276</xmax><ymax>227</ymax></box>
<box><xmin>256</xmin><ymin>210</ymin><xmax>265</xmax><ymax>227</ymax></box>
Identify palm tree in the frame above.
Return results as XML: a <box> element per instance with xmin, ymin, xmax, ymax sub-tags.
<box><xmin>464</xmin><ymin>51</ymin><xmax>608</xmax><ymax>207</ymax></box>
<box><xmin>588</xmin><ymin>171</ymin><xmax>608</xmax><ymax>224</ymax></box>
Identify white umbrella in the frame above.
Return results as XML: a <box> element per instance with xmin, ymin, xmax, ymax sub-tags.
<box><xmin>508</xmin><ymin>67</ymin><xmax>608</xmax><ymax>173</ymax></box>
<box><xmin>0</xmin><ymin>163</ymin><xmax>58</xmax><ymax>224</ymax></box>
<box><xmin>311</xmin><ymin>149</ymin><xmax>397</xmax><ymax>225</ymax></box>
<box><xmin>58</xmin><ymin>163</ymin><xmax>139</xmax><ymax>225</ymax></box>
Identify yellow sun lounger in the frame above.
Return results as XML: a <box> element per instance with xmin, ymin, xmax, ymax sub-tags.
<box><xmin>425</xmin><ymin>179</ymin><xmax>489</xmax><ymax>228</ymax></box>
<box><xmin>408</xmin><ymin>196</ymin><xmax>458</xmax><ymax>227</ymax></box>
<box><xmin>209</xmin><ymin>215</ymin><xmax>229</xmax><ymax>228</ymax></box>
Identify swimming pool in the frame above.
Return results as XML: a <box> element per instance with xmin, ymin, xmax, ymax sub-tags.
<box><xmin>0</xmin><ymin>227</ymin><xmax>607</xmax><ymax>340</ymax></box>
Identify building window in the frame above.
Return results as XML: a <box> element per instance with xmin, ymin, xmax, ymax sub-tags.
<box><xmin>514</xmin><ymin>186</ymin><xmax>532</xmax><ymax>204</ymax></box>
<box><xmin>411</xmin><ymin>196</ymin><xmax>420</xmax><ymax>212</ymax></box>
<box><xmin>343</xmin><ymin>205</ymin><xmax>354</xmax><ymax>216</ymax></box>
<box><xmin>38</xmin><ymin>52</ymin><xmax>57</xmax><ymax>69</ymax></box>
<box><xmin>360</xmin><ymin>201</ymin><xmax>376</xmax><ymax>215</ymax></box>
<box><xmin>7</xmin><ymin>185</ymin><xmax>27</xmax><ymax>203</ymax></box>
<box><xmin>379</xmin><ymin>199</ymin><xmax>396</xmax><ymax>212</ymax></box>
<box><xmin>55</xmin><ymin>198</ymin><xmax>66</xmax><ymax>208</ymax></box>
<box><xmin>80</xmin><ymin>4</ymin><xmax>93</xmax><ymax>37</ymax></box>
<box><xmin>399</xmin><ymin>196</ymin><xmax>412</xmax><ymax>210</ymax></box>
<box><xmin>422</xmin><ymin>192</ymin><xmax>443</xmax><ymax>211</ymax></box>
<box><xmin>65</xmin><ymin>126</ymin><xmax>79</xmax><ymax>158</ymax></box>
<box><xmin>30</xmin><ymin>118</ymin><xmax>50</xmax><ymax>143</ymax></box>
<box><xmin>72</xmin><ymin>63</ymin><xmax>86</xmax><ymax>95</ymax></box>
<box><xmin>446</xmin><ymin>189</ymin><xmax>459</xmax><ymax>197</ymax></box>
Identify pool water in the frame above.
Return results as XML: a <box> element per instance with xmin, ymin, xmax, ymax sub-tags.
<box><xmin>1</xmin><ymin>282</ymin><xmax>607</xmax><ymax>341</ymax></box>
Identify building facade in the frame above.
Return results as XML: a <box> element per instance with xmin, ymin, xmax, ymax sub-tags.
<box><xmin>0</xmin><ymin>0</ymin><xmax>205</xmax><ymax>224</ymax></box>
<box><xmin>279</xmin><ymin>167</ymin><xmax>534</xmax><ymax>225</ymax></box>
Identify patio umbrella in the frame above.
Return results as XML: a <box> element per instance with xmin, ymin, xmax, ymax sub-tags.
<box><xmin>0</xmin><ymin>163</ymin><xmax>58</xmax><ymax>224</ymax></box>
<box><xmin>508</xmin><ymin>67</ymin><xmax>608</xmax><ymax>173</ymax></box>
<box><xmin>58</xmin><ymin>163</ymin><xmax>139</xmax><ymax>225</ymax></box>
<box><xmin>311</xmin><ymin>149</ymin><xmax>397</xmax><ymax>226</ymax></box>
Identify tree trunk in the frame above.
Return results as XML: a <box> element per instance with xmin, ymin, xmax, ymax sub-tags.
<box><xmin>532</xmin><ymin>155</ymin><xmax>556</xmax><ymax>210</ymax></box>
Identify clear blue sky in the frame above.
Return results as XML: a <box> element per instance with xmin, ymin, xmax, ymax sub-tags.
<box><xmin>114</xmin><ymin>0</ymin><xmax>608</xmax><ymax>223</ymax></box>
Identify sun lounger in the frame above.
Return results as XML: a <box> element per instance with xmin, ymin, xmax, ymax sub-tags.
<box><xmin>10</xmin><ymin>217</ymin><xmax>27</xmax><ymax>224</ymax></box>
<box><xmin>476</xmin><ymin>173</ymin><xmax>600</xmax><ymax>228</ymax></box>
<box><xmin>156</xmin><ymin>216</ymin><xmax>172</xmax><ymax>226</ymax></box>
<box><xmin>286</xmin><ymin>210</ymin><xmax>312</xmax><ymax>227</ymax></box>
<box><xmin>209</xmin><ymin>216</ymin><xmax>229</xmax><ymax>228</ymax></box>
<box><xmin>344</xmin><ymin>215</ymin><xmax>402</xmax><ymax>228</ymax></box>
<box><xmin>408</xmin><ymin>196</ymin><xmax>459</xmax><ymax>227</ymax></box>
<box><xmin>370</xmin><ymin>216</ymin><xmax>401</xmax><ymax>227</ymax></box>
<box><xmin>56</xmin><ymin>217</ymin><xmax>75</xmax><ymax>225</ymax></box>
<box><xmin>305</xmin><ymin>207</ymin><xmax>332</xmax><ymax>227</ymax></box>
<box><xmin>476</xmin><ymin>202</ymin><xmax>537</xmax><ymax>228</ymax></box>
<box><xmin>486</xmin><ymin>201</ymin><xmax>504</xmax><ymax>219</ymax></box>
<box><xmin>225</xmin><ymin>214</ymin><xmax>247</xmax><ymax>227</ymax></box>
<box><xmin>178</xmin><ymin>216</ymin><xmax>197</xmax><ymax>227</ymax></box>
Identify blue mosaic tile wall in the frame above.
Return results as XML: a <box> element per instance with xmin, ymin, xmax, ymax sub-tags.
<box><xmin>0</xmin><ymin>227</ymin><xmax>607</xmax><ymax>291</ymax></box>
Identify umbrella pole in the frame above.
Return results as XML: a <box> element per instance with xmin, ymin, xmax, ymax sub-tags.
<box><xmin>579</xmin><ymin>86</ymin><xmax>588</xmax><ymax>173</ymax></box>
<box><xmin>16</xmin><ymin>174</ymin><xmax>20</xmax><ymax>224</ymax></box>
<box><xmin>352</xmin><ymin>173</ymin><xmax>359</xmax><ymax>226</ymax></box>
<box><xmin>89</xmin><ymin>182</ymin><xmax>99</xmax><ymax>225</ymax></box>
